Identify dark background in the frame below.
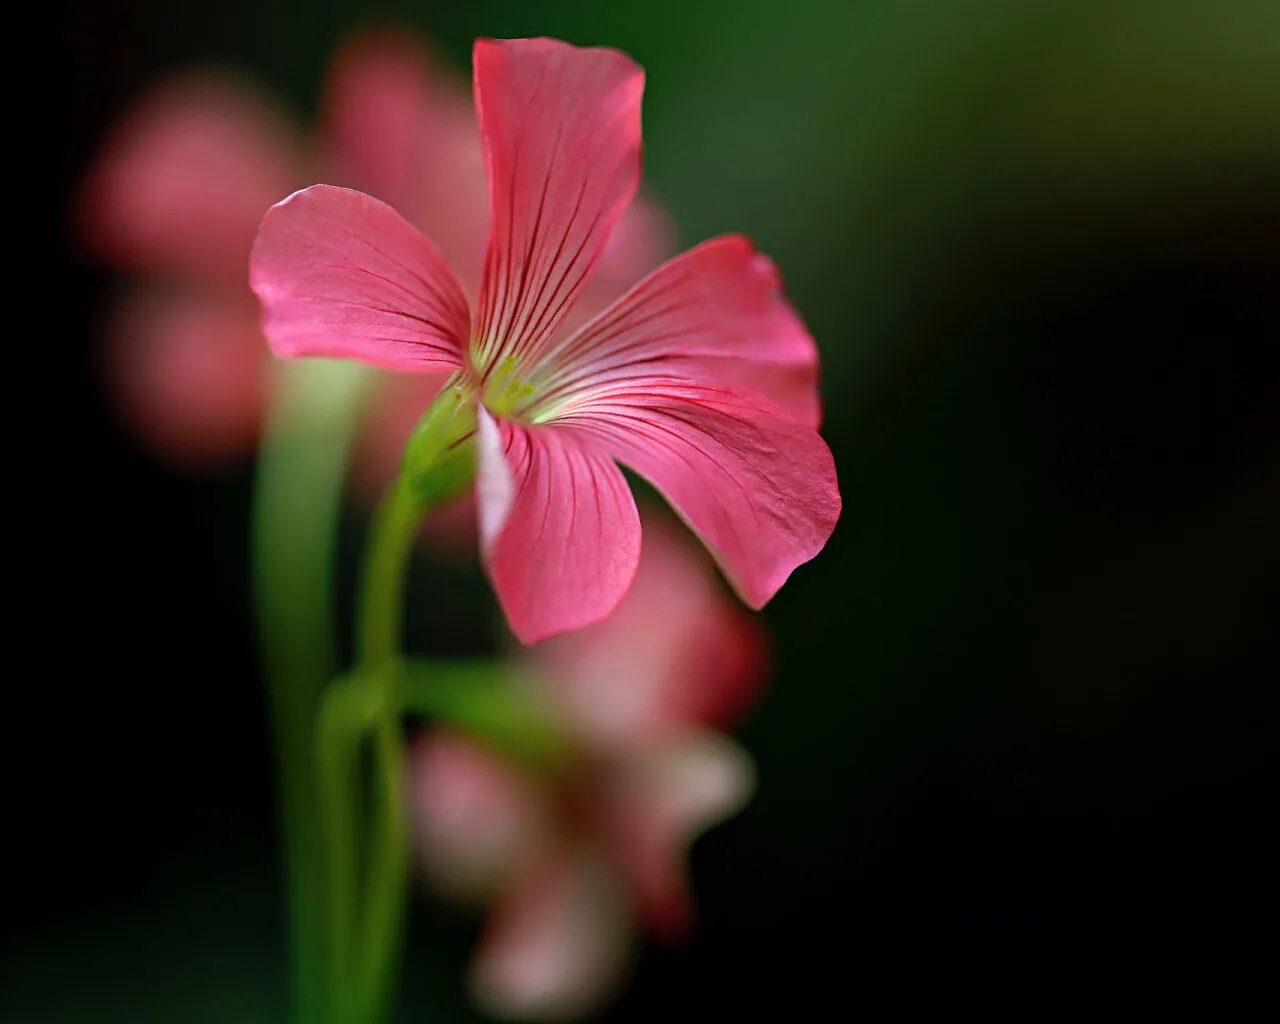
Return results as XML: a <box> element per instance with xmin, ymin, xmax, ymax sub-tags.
<box><xmin>14</xmin><ymin>1</ymin><xmax>1279</xmax><ymax>1019</ymax></box>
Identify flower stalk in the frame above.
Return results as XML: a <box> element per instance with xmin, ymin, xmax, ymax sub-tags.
<box><xmin>253</xmin><ymin>359</ymin><xmax>369</xmax><ymax>1024</ymax></box>
<box><xmin>315</xmin><ymin>386</ymin><xmax>477</xmax><ymax>1024</ymax></box>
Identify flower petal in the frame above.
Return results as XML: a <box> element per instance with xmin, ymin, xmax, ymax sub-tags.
<box><xmin>529</xmin><ymin>514</ymin><xmax>766</xmax><ymax>750</ymax></box>
<box><xmin>103</xmin><ymin>288</ymin><xmax>267</xmax><ymax>466</ymax></box>
<box><xmin>321</xmin><ymin>30</ymin><xmax>490</xmax><ymax>291</ymax></box>
<box><xmin>605</xmin><ymin>732</ymin><xmax>755</xmax><ymax>939</ymax></box>
<box><xmin>472</xmin><ymin>844</ymin><xmax>632</xmax><ymax>1021</ymax></box>
<box><xmin>475</xmin><ymin>407</ymin><xmax>641</xmax><ymax>644</ymax></box>
<box><xmin>251</xmin><ymin>185</ymin><xmax>471</xmax><ymax>371</ymax></box>
<box><xmin>78</xmin><ymin>74</ymin><xmax>300</xmax><ymax>286</ymax></box>
<box><xmin>472</xmin><ymin>37</ymin><xmax>644</xmax><ymax>372</ymax></box>
<box><xmin>410</xmin><ymin>731</ymin><xmax>549</xmax><ymax>900</ymax></box>
<box><xmin>553</xmin><ymin>383</ymin><xmax>840</xmax><ymax>608</ymax></box>
<box><xmin>535</xmin><ymin>236</ymin><xmax>821</xmax><ymax>426</ymax></box>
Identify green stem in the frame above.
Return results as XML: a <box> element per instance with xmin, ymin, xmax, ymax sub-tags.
<box><xmin>358</xmin><ymin>479</ymin><xmax>426</xmax><ymax>667</ymax></box>
<box><xmin>316</xmin><ymin>384</ymin><xmax>475</xmax><ymax>1024</ymax></box>
<box><xmin>351</xmin><ymin>478</ymin><xmax>424</xmax><ymax>1022</ymax></box>
<box><xmin>253</xmin><ymin>360</ymin><xmax>368</xmax><ymax>1024</ymax></box>
<box><xmin>316</xmin><ymin>676</ymin><xmax>380</xmax><ymax>1024</ymax></box>
<box><xmin>358</xmin><ymin>709</ymin><xmax>411</xmax><ymax>1022</ymax></box>
<box><xmin>398</xmin><ymin>658</ymin><xmax>573</xmax><ymax>774</ymax></box>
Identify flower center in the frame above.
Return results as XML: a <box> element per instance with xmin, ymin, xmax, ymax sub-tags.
<box><xmin>479</xmin><ymin>355</ymin><xmax>536</xmax><ymax>419</ymax></box>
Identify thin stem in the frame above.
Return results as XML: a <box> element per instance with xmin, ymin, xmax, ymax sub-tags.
<box><xmin>358</xmin><ymin>709</ymin><xmax>411</xmax><ymax>1022</ymax></box>
<box><xmin>315</xmin><ymin>388</ymin><xmax>476</xmax><ymax>1024</ymax></box>
<box><xmin>358</xmin><ymin>479</ymin><xmax>425</xmax><ymax>668</ymax></box>
<box><xmin>254</xmin><ymin>360</ymin><xmax>367</xmax><ymax>1024</ymax></box>
<box><xmin>317</xmin><ymin>677</ymin><xmax>379</xmax><ymax>1023</ymax></box>
<box><xmin>351</xmin><ymin>477</ymin><xmax>429</xmax><ymax>1023</ymax></box>
<box><xmin>398</xmin><ymin>658</ymin><xmax>573</xmax><ymax>773</ymax></box>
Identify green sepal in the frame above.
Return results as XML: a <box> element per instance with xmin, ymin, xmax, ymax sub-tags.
<box><xmin>400</xmin><ymin>378</ymin><xmax>478</xmax><ymax>506</ymax></box>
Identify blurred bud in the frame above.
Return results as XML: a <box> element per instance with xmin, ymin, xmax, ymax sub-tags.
<box><xmin>78</xmin><ymin>73</ymin><xmax>299</xmax><ymax>288</ymax></box>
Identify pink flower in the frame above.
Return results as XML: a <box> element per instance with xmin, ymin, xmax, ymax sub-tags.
<box><xmin>80</xmin><ymin>30</ymin><xmax>669</xmax><ymax>474</ymax></box>
<box><xmin>78</xmin><ymin>73</ymin><xmax>297</xmax><ymax>464</ymax></box>
<box><xmin>334</xmin><ymin>33</ymin><xmax>675</xmax><ymax>515</ymax></box>
<box><xmin>251</xmin><ymin>37</ymin><xmax>841</xmax><ymax>641</ymax></box>
<box><xmin>411</xmin><ymin>518</ymin><xmax>765</xmax><ymax>1019</ymax></box>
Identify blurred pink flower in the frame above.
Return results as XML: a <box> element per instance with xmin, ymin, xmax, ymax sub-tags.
<box><xmin>78</xmin><ymin>73</ymin><xmax>297</xmax><ymax>464</ymax></box>
<box><xmin>78</xmin><ymin>30</ymin><xmax>670</xmax><ymax>472</ymax></box>
<box><xmin>252</xmin><ymin>37</ymin><xmax>841</xmax><ymax>642</ymax></box>
<box><xmin>411</xmin><ymin>518</ymin><xmax>765</xmax><ymax>1019</ymax></box>
<box><xmin>101</xmin><ymin>287</ymin><xmax>269</xmax><ymax>463</ymax></box>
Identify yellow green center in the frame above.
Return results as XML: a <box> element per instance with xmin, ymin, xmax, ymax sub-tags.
<box><xmin>481</xmin><ymin>355</ymin><xmax>537</xmax><ymax>418</ymax></box>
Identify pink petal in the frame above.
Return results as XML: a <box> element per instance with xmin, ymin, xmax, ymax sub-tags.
<box><xmin>529</xmin><ymin>514</ymin><xmax>767</xmax><ymax>750</ymax></box>
<box><xmin>102</xmin><ymin>288</ymin><xmax>267</xmax><ymax>466</ymax></box>
<box><xmin>472</xmin><ymin>844</ymin><xmax>632</xmax><ymax>1021</ymax></box>
<box><xmin>475</xmin><ymin>407</ymin><xmax>641</xmax><ymax>645</ymax></box>
<box><xmin>533</xmin><ymin>235</ymin><xmax>821</xmax><ymax>426</ymax></box>
<box><xmin>553</xmin><ymin>383</ymin><xmax>841</xmax><ymax>609</ymax></box>
<box><xmin>250</xmin><ymin>185</ymin><xmax>470</xmax><ymax>371</ymax></box>
<box><xmin>321</xmin><ymin>29</ymin><xmax>490</xmax><ymax>291</ymax></box>
<box><xmin>410</xmin><ymin>731</ymin><xmax>549</xmax><ymax>900</ymax></box>
<box><xmin>549</xmin><ymin>195</ymin><xmax>676</xmax><ymax>342</ymax></box>
<box><xmin>78</xmin><ymin>74</ymin><xmax>299</xmax><ymax>286</ymax></box>
<box><xmin>471</xmin><ymin>38</ymin><xmax>644</xmax><ymax>373</ymax></box>
<box><xmin>605</xmin><ymin>733</ymin><xmax>754</xmax><ymax>940</ymax></box>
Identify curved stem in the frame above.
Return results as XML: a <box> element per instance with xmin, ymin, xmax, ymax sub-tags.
<box><xmin>397</xmin><ymin>658</ymin><xmax>572</xmax><ymax>773</ymax></box>
<box><xmin>254</xmin><ymin>360</ymin><xmax>368</xmax><ymax>1024</ymax></box>
<box><xmin>358</xmin><ymin>479</ymin><xmax>425</xmax><ymax>667</ymax></box>
<box><xmin>351</xmin><ymin>478</ymin><xmax>428</xmax><ymax>1023</ymax></box>
<box><xmin>358</xmin><ymin>709</ymin><xmax>411</xmax><ymax>1022</ymax></box>
<box><xmin>324</xmin><ymin>387</ymin><xmax>476</xmax><ymax>1024</ymax></box>
<box><xmin>316</xmin><ymin>676</ymin><xmax>381</xmax><ymax>1024</ymax></box>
